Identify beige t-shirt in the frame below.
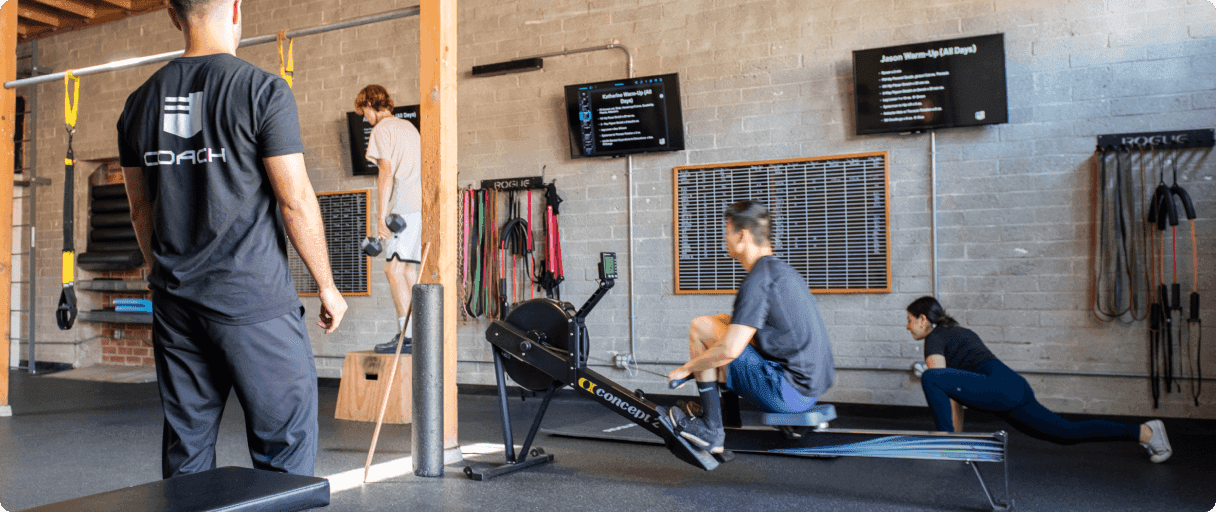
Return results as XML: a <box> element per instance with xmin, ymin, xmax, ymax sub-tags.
<box><xmin>366</xmin><ymin>116</ymin><xmax>421</xmax><ymax>214</ymax></box>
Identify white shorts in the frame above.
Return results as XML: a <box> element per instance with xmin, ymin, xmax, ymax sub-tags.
<box><xmin>385</xmin><ymin>211</ymin><xmax>421</xmax><ymax>263</ymax></box>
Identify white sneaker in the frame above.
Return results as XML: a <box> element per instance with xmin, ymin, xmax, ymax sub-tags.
<box><xmin>1140</xmin><ymin>419</ymin><xmax>1172</xmax><ymax>463</ymax></box>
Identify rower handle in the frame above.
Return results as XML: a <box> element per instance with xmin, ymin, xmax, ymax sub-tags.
<box><xmin>669</xmin><ymin>376</ymin><xmax>693</xmax><ymax>390</ymax></box>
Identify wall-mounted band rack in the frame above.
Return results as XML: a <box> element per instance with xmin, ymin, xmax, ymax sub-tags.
<box><xmin>1096</xmin><ymin>129</ymin><xmax>1215</xmax><ymax>151</ymax></box>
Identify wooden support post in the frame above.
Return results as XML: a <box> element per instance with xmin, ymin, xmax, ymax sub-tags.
<box><xmin>1</xmin><ymin>0</ymin><xmax>18</xmax><ymax>411</ymax></box>
<box><xmin>419</xmin><ymin>0</ymin><xmax>458</xmax><ymax>449</ymax></box>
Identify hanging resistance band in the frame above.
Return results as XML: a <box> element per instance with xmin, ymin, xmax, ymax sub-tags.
<box><xmin>56</xmin><ymin>72</ymin><xmax>81</xmax><ymax>330</ymax></box>
<box><xmin>277</xmin><ymin>30</ymin><xmax>295</xmax><ymax>88</ymax></box>
<box><xmin>1091</xmin><ymin>149</ymin><xmax>1146</xmax><ymax>323</ymax></box>
<box><xmin>458</xmin><ymin>187</ymin><xmax>469</xmax><ymax>321</ymax></box>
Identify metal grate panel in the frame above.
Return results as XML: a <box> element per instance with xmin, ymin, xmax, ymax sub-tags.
<box><xmin>674</xmin><ymin>152</ymin><xmax>891</xmax><ymax>294</ymax></box>
<box><xmin>289</xmin><ymin>190</ymin><xmax>371</xmax><ymax>296</ymax></box>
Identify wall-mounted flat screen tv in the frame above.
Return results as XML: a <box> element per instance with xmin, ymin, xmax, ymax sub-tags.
<box><xmin>853</xmin><ymin>34</ymin><xmax>1007</xmax><ymax>135</ymax></box>
<box><xmin>346</xmin><ymin>105</ymin><xmax>420</xmax><ymax>176</ymax></box>
<box><xmin>564</xmin><ymin>73</ymin><xmax>685</xmax><ymax>158</ymax></box>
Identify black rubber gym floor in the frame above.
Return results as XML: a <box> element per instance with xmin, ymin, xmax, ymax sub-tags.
<box><xmin>0</xmin><ymin>369</ymin><xmax>1212</xmax><ymax>511</ymax></box>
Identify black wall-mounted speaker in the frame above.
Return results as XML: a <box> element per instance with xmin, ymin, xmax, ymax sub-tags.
<box><xmin>472</xmin><ymin>57</ymin><xmax>544</xmax><ymax>77</ymax></box>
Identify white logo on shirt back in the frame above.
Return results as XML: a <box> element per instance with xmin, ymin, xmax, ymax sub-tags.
<box><xmin>163</xmin><ymin>92</ymin><xmax>203</xmax><ymax>138</ymax></box>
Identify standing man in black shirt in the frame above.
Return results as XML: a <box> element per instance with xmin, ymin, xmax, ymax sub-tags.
<box><xmin>666</xmin><ymin>200</ymin><xmax>835</xmax><ymax>453</ymax></box>
<box><xmin>118</xmin><ymin>0</ymin><xmax>348</xmax><ymax>478</ymax></box>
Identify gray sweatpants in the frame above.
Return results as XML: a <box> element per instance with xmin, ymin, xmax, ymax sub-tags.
<box><xmin>152</xmin><ymin>298</ymin><xmax>318</xmax><ymax>478</ymax></box>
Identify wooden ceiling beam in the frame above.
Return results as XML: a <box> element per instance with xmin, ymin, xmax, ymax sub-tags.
<box><xmin>17</xmin><ymin>4</ymin><xmax>66</xmax><ymax>27</ymax></box>
<box><xmin>29</xmin><ymin>0</ymin><xmax>97</xmax><ymax>18</ymax></box>
<box><xmin>93</xmin><ymin>0</ymin><xmax>134</xmax><ymax>10</ymax></box>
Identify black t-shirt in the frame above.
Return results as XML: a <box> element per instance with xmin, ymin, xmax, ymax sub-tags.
<box><xmin>117</xmin><ymin>54</ymin><xmax>304</xmax><ymax>325</ymax></box>
<box><xmin>731</xmin><ymin>255</ymin><xmax>835</xmax><ymax>397</ymax></box>
<box><xmin>923</xmin><ymin>325</ymin><xmax>998</xmax><ymax>373</ymax></box>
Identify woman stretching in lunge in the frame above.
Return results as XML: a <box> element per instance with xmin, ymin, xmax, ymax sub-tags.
<box><xmin>906</xmin><ymin>296</ymin><xmax>1172</xmax><ymax>463</ymax></box>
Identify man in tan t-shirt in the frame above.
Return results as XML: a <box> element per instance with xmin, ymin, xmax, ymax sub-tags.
<box><xmin>354</xmin><ymin>85</ymin><xmax>422</xmax><ymax>354</ymax></box>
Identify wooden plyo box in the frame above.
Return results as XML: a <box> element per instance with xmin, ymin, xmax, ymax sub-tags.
<box><xmin>335</xmin><ymin>351</ymin><xmax>412</xmax><ymax>424</ymax></box>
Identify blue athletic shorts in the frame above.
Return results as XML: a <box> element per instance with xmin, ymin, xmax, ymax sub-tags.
<box><xmin>725</xmin><ymin>345</ymin><xmax>818</xmax><ymax>414</ymax></box>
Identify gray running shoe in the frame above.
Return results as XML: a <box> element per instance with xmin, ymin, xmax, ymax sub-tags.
<box><xmin>373</xmin><ymin>334</ymin><xmax>411</xmax><ymax>354</ymax></box>
<box><xmin>1141</xmin><ymin>419</ymin><xmax>1171</xmax><ymax>463</ymax></box>
<box><xmin>666</xmin><ymin>404</ymin><xmax>725</xmax><ymax>454</ymax></box>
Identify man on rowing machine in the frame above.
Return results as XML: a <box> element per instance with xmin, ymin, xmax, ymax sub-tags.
<box><xmin>666</xmin><ymin>200</ymin><xmax>836</xmax><ymax>453</ymax></box>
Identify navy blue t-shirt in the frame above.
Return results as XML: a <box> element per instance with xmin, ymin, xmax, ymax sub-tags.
<box><xmin>117</xmin><ymin>53</ymin><xmax>304</xmax><ymax>325</ymax></box>
<box><xmin>923</xmin><ymin>325</ymin><xmax>997</xmax><ymax>373</ymax></box>
<box><xmin>731</xmin><ymin>255</ymin><xmax>835</xmax><ymax>397</ymax></box>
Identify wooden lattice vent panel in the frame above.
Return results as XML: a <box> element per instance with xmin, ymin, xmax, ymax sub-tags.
<box><xmin>289</xmin><ymin>190</ymin><xmax>371</xmax><ymax>296</ymax></box>
<box><xmin>674</xmin><ymin>152</ymin><xmax>892</xmax><ymax>294</ymax></box>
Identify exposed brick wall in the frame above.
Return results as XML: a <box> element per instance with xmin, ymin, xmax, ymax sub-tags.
<box><xmin>96</xmin><ymin>266</ymin><xmax>153</xmax><ymax>367</ymax></box>
<box><xmin>16</xmin><ymin>0</ymin><xmax>1216</xmax><ymax>420</ymax></box>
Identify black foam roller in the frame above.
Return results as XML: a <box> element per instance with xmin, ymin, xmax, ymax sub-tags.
<box><xmin>90</xmin><ymin>227</ymin><xmax>138</xmax><ymax>242</ymax></box>
<box><xmin>91</xmin><ymin>184</ymin><xmax>127</xmax><ymax>200</ymax></box>
<box><xmin>92</xmin><ymin>199</ymin><xmax>130</xmax><ymax>214</ymax></box>
<box><xmin>77</xmin><ymin>251</ymin><xmax>144</xmax><ymax>270</ymax></box>
<box><xmin>412</xmin><ymin>284</ymin><xmax>444</xmax><ymax>477</ymax></box>
<box><xmin>87</xmin><ymin>241</ymin><xmax>141</xmax><ymax>253</ymax></box>
<box><xmin>91</xmin><ymin>213</ymin><xmax>133</xmax><ymax>229</ymax></box>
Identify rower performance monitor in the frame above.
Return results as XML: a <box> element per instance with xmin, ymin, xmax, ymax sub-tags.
<box><xmin>599</xmin><ymin>252</ymin><xmax>617</xmax><ymax>281</ymax></box>
<box><xmin>564</xmin><ymin>73</ymin><xmax>685</xmax><ymax>158</ymax></box>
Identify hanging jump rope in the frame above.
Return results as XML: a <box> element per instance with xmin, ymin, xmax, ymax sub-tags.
<box><xmin>1166</xmin><ymin>151</ymin><xmax>1202</xmax><ymax>405</ymax></box>
<box><xmin>56</xmin><ymin>72</ymin><xmax>80</xmax><ymax>330</ymax></box>
<box><xmin>536</xmin><ymin>182</ymin><xmax>564</xmax><ymax>299</ymax></box>
<box><xmin>499</xmin><ymin>190</ymin><xmax>534</xmax><ymax>311</ymax></box>
<box><xmin>1146</xmin><ymin>146</ymin><xmax>1177</xmax><ymax>405</ymax></box>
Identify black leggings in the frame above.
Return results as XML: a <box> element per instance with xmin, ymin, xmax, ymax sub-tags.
<box><xmin>921</xmin><ymin>360</ymin><xmax>1139</xmax><ymax>445</ymax></box>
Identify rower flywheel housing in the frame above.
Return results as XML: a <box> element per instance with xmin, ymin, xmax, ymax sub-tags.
<box><xmin>499</xmin><ymin>298</ymin><xmax>577</xmax><ymax>392</ymax></box>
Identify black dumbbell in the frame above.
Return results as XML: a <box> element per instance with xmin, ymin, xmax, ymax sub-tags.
<box><xmin>360</xmin><ymin>236</ymin><xmax>384</xmax><ymax>257</ymax></box>
<box><xmin>360</xmin><ymin>214</ymin><xmax>408</xmax><ymax>257</ymax></box>
<box><xmin>386</xmin><ymin>213</ymin><xmax>406</xmax><ymax>233</ymax></box>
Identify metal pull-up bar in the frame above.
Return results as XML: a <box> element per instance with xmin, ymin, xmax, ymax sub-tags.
<box><xmin>4</xmin><ymin>6</ymin><xmax>420</xmax><ymax>90</ymax></box>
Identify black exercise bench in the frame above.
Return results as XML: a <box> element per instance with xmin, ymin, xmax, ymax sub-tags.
<box><xmin>21</xmin><ymin>467</ymin><xmax>329</xmax><ymax>512</ymax></box>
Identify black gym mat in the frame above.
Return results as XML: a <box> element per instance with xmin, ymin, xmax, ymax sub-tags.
<box><xmin>22</xmin><ymin>467</ymin><xmax>330</xmax><ymax>512</ymax></box>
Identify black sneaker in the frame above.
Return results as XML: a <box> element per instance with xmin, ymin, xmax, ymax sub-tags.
<box><xmin>667</xmin><ymin>403</ymin><xmax>725</xmax><ymax>453</ymax></box>
<box><xmin>373</xmin><ymin>334</ymin><xmax>411</xmax><ymax>354</ymax></box>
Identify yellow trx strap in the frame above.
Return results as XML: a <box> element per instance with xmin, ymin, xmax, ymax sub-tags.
<box><xmin>58</xmin><ymin>71</ymin><xmax>81</xmax><ymax>330</ymax></box>
<box><xmin>277</xmin><ymin>30</ymin><xmax>294</xmax><ymax>88</ymax></box>
<box><xmin>64</xmin><ymin>71</ymin><xmax>80</xmax><ymax>129</ymax></box>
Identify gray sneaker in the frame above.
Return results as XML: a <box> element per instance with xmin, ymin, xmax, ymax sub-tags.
<box><xmin>666</xmin><ymin>404</ymin><xmax>725</xmax><ymax>453</ymax></box>
<box><xmin>1141</xmin><ymin>419</ymin><xmax>1171</xmax><ymax>463</ymax></box>
<box><xmin>373</xmin><ymin>334</ymin><xmax>411</xmax><ymax>354</ymax></box>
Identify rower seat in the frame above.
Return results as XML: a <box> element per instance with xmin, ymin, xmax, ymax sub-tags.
<box><xmin>760</xmin><ymin>404</ymin><xmax>837</xmax><ymax>428</ymax></box>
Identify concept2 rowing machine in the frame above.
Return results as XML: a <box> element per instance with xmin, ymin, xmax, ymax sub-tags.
<box><xmin>463</xmin><ymin>252</ymin><xmax>733</xmax><ymax>481</ymax></box>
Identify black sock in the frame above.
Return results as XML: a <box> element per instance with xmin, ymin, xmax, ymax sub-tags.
<box><xmin>697</xmin><ymin>381</ymin><xmax>723</xmax><ymax>429</ymax></box>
